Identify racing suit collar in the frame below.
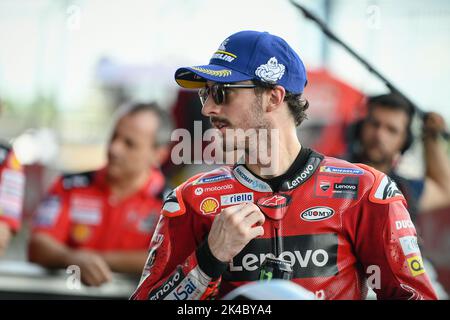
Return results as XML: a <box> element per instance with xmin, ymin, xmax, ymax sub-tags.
<box><xmin>232</xmin><ymin>147</ymin><xmax>324</xmax><ymax>192</ymax></box>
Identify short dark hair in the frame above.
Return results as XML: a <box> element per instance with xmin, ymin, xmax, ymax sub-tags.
<box><xmin>367</xmin><ymin>93</ymin><xmax>414</xmax><ymax>126</ymax></box>
<box><xmin>253</xmin><ymin>80</ymin><xmax>309</xmax><ymax>127</ymax></box>
<box><xmin>116</xmin><ymin>102</ymin><xmax>174</xmax><ymax>147</ymax></box>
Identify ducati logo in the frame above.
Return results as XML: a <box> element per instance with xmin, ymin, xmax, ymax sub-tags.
<box><xmin>320</xmin><ymin>181</ymin><xmax>330</xmax><ymax>191</ymax></box>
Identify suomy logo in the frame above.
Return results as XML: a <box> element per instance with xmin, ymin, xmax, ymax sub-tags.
<box><xmin>300</xmin><ymin>207</ymin><xmax>335</xmax><ymax>221</ymax></box>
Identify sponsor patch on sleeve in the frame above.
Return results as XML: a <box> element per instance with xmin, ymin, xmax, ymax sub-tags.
<box><xmin>369</xmin><ymin>174</ymin><xmax>405</xmax><ymax>204</ymax></box>
<box><xmin>407</xmin><ymin>255</ymin><xmax>426</xmax><ymax>277</ymax></box>
<box><xmin>33</xmin><ymin>196</ymin><xmax>62</xmax><ymax>227</ymax></box>
<box><xmin>399</xmin><ymin>236</ymin><xmax>420</xmax><ymax>256</ymax></box>
<box><xmin>0</xmin><ymin>169</ymin><xmax>25</xmax><ymax>219</ymax></box>
<box><xmin>149</xmin><ymin>266</ymin><xmax>211</xmax><ymax>300</ymax></box>
<box><xmin>161</xmin><ymin>188</ymin><xmax>186</xmax><ymax>217</ymax></box>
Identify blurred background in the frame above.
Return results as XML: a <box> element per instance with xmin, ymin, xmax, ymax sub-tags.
<box><xmin>0</xmin><ymin>0</ymin><xmax>449</xmax><ymax>299</ymax></box>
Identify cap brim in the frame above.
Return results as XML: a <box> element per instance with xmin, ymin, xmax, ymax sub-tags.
<box><xmin>175</xmin><ymin>64</ymin><xmax>253</xmax><ymax>88</ymax></box>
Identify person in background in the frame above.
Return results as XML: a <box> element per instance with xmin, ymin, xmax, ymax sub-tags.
<box><xmin>28</xmin><ymin>102</ymin><xmax>173</xmax><ymax>286</ymax></box>
<box><xmin>347</xmin><ymin>93</ymin><xmax>450</xmax><ymax>299</ymax></box>
<box><xmin>348</xmin><ymin>93</ymin><xmax>450</xmax><ymax>219</ymax></box>
<box><xmin>0</xmin><ymin>142</ymin><xmax>25</xmax><ymax>257</ymax></box>
<box><xmin>0</xmin><ymin>98</ymin><xmax>26</xmax><ymax>257</ymax></box>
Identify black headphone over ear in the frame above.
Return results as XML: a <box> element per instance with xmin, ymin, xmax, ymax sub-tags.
<box><xmin>401</xmin><ymin>122</ymin><xmax>414</xmax><ymax>154</ymax></box>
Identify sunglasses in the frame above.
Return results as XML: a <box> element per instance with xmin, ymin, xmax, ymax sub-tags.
<box><xmin>198</xmin><ymin>83</ymin><xmax>256</xmax><ymax>105</ymax></box>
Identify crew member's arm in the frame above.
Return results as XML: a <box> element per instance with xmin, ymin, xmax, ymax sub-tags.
<box><xmin>349</xmin><ymin>166</ymin><xmax>437</xmax><ymax>299</ymax></box>
<box><xmin>0</xmin><ymin>221</ymin><xmax>12</xmax><ymax>256</ymax></box>
<box><xmin>99</xmin><ymin>250</ymin><xmax>148</xmax><ymax>274</ymax></box>
<box><xmin>28</xmin><ymin>179</ymin><xmax>112</xmax><ymax>286</ymax></box>
<box><xmin>29</xmin><ymin>233</ymin><xmax>112</xmax><ymax>286</ymax></box>
<box><xmin>420</xmin><ymin>112</ymin><xmax>450</xmax><ymax>212</ymax></box>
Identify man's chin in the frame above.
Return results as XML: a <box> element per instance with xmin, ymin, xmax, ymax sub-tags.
<box><xmin>106</xmin><ymin>165</ymin><xmax>123</xmax><ymax>179</ymax></box>
<box><xmin>365</xmin><ymin>152</ymin><xmax>390</xmax><ymax>166</ymax></box>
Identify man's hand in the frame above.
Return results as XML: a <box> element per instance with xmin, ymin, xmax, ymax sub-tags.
<box><xmin>0</xmin><ymin>221</ymin><xmax>12</xmax><ymax>257</ymax></box>
<box><xmin>67</xmin><ymin>250</ymin><xmax>113</xmax><ymax>287</ymax></box>
<box><xmin>208</xmin><ymin>203</ymin><xmax>265</xmax><ymax>262</ymax></box>
<box><xmin>423</xmin><ymin>112</ymin><xmax>446</xmax><ymax>139</ymax></box>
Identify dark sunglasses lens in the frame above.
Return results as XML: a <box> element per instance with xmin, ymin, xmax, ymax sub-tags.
<box><xmin>212</xmin><ymin>85</ymin><xmax>225</xmax><ymax>105</ymax></box>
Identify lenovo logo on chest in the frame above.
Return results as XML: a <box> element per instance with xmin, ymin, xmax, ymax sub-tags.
<box><xmin>223</xmin><ymin>234</ymin><xmax>338</xmax><ymax>281</ymax></box>
<box><xmin>229</xmin><ymin>249</ymin><xmax>330</xmax><ymax>272</ymax></box>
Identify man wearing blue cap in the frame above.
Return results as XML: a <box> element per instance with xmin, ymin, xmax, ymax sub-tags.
<box><xmin>132</xmin><ymin>31</ymin><xmax>437</xmax><ymax>300</ymax></box>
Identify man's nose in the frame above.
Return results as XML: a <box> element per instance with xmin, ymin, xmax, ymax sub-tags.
<box><xmin>374</xmin><ymin>126</ymin><xmax>388</xmax><ymax>142</ymax></box>
<box><xmin>201</xmin><ymin>98</ymin><xmax>222</xmax><ymax>117</ymax></box>
<box><xmin>108</xmin><ymin>139</ymin><xmax>121</xmax><ymax>157</ymax></box>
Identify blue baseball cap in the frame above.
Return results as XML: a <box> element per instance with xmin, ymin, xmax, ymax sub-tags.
<box><xmin>175</xmin><ymin>30</ymin><xmax>308</xmax><ymax>94</ymax></box>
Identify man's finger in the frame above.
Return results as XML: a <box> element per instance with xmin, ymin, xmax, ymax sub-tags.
<box><xmin>219</xmin><ymin>203</ymin><xmax>253</xmax><ymax>223</ymax></box>
<box><xmin>84</xmin><ymin>265</ymin><xmax>103</xmax><ymax>286</ymax></box>
<box><xmin>248</xmin><ymin>225</ymin><xmax>265</xmax><ymax>239</ymax></box>
<box><xmin>241</xmin><ymin>211</ymin><xmax>266</xmax><ymax>229</ymax></box>
<box><xmin>81</xmin><ymin>269</ymin><xmax>98</xmax><ymax>286</ymax></box>
<box><xmin>221</xmin><ymin>203</ymin><xmax>248</xmax><ymax>215</ymax></box>
<box><xmin>92</xmin><ymin>258</ymin><xmax>113</xmax><ymax>283</ymax></box>
<box><xmin>232</xmin><ymin>202</ymin><xmax>263</xmax><ymax>219</ymax></box>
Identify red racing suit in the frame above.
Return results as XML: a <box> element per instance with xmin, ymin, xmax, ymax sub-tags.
<box><xmin>131</xmin><ymin>149</ymin><xmax>438</xmax><ymax>300</ymax></box>
<box><xmin>0</xmin><ymin>143</ymin><xmax>25</xmax><ymax>233</ymax></box>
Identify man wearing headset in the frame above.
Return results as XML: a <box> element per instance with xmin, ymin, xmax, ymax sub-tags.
<box><xmin>348</xmin><ymin>94</ymin><xmax>450</xmax><ymax>219</ymax></box>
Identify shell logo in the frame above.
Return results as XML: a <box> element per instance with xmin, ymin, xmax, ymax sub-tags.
<box><xmin>8</xmin><ymin>153</ymin><xmax>22</xmax><ymax>170</ymax></box>
<box><xmin>200</xmin><ymin>197</ymin><xmax>219</xmax><ymax>215</ymax></box>
<box><xmin>71</xmin><ymin>224</ymin><xmax>91</xmax><ymax>243</ymax></box>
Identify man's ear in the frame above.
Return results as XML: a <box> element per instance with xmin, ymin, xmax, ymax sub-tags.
<box><xmin>154</xmin><ymin>145</ymin><xmax>170</xmax><ymax>167</ymax></box>
<box><xmin>266</xmin><ymin>85</ymin><xmax>285</xmax><ymax>112</ymax></box>
<box><xmin>392</xmin><ymin>151</ymin><xmax>402</xmax><ymax>167</ymax></box>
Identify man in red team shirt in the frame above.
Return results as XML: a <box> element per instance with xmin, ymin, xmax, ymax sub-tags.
<box><xmin>132</xmin><ymin>31</ymin><xmax>438</xmax><ymax>299</ymax></box>
<box><xmin>0</xmin><ymin>142</ymin><xmax>25</xmax><ymax>256</ymax></box>
<box><xmin>29</xmin><ymin>102</ymin><xmax>173</xmax><ymax>286</ymax></box>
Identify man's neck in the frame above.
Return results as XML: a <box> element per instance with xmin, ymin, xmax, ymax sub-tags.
<box><xmin>245</xmin><ymin>129</ymin><xmax>301</xmax><ymax>179</ymax></box>
<box><xmin>106</xmin><ymin>170</ymin><xmax>150</xmax><ymax>202</ymax></box>
<box><xmin>366</xmin><ymin>161</ymin><xmax>392</xmax><ymax>175</ymax></box>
